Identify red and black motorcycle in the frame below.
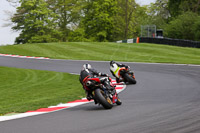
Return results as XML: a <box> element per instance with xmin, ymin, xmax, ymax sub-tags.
<box><xmin>83</xmin><ymin>76</ymin><xmax>122</xmax><ymax>109</ymax></box>
<box><xmin>118</xmin><ymin>66</ymin><xmax>137</xmax><ymax>84</ymax></box>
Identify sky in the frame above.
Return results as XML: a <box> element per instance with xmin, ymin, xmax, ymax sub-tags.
<box><xmin>0</xmin><ymin>0</ymin><xmax>156</xmax><ymax>46</ymax></box>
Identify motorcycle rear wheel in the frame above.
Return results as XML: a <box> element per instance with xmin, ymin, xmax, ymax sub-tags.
<box><xmin>95</xmin><ymin>88</ymin><xmax>113</xmax><ymax>109</ymax></box>
<box><xmin>124</xmin><ymin>73</ymin><xmax>137</xmax><ymax>84</ymax></box>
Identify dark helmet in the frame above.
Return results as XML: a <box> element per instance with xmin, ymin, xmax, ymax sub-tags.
<box><xmin>110</xmin><ymin>60</ymin><xmax>115</xmax><ymax>65</ymax></box>
<box><xmin>82</xmin><ymin>64</ymin><xmax>92</xmax><ymax>70</ymax></box>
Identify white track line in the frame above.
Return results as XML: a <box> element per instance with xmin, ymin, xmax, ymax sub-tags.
<box><xmin>0</xmin><ymin>53</ymin><xmax>49</xmax><ymax>59</ymax></box>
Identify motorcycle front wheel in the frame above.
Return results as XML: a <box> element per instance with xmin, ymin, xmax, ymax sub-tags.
<box><xmin>116</xmin><ymin>98</ymin><xmax>122</xmax><ymax>105</ymax></box>
<box><xmin>94</xmin><ymin>88</ymin><xmax>113</xmax><ymax>109</ymax></box>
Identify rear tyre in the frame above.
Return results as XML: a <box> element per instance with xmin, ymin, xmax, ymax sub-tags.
<box><xmin>95</xmin><ymin>88</ymin><xmax>113</xmax><ymax>109</ymax></box>
<box><xmin>124</xmin><ymin>73</ymin><xmax>137</xmax><ymax>84</ymax></box>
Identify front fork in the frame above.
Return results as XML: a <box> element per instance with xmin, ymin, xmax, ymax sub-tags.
<box><xmin>103</xmin><ymin>87</ymin><xmax>118</xmax><ymax>103</ymax></box>
<box><xmin>112</xmin><ymin>92</ymin><xmax>118</xmax><ymax>103</ymax></box>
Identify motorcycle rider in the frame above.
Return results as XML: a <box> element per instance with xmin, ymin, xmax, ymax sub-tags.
<box><xmin>79</xmin><ymin>63</ymin><xmax>114</xmax><ymax>101</ymax></box>
<box><xmin>110</xmin><ymin>60</ymin><xmax>130</xmax><ymax>83</ymax></box>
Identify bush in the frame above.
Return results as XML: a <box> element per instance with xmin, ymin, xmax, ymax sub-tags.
<box><xmin>164</xmin><ymin>12</ymin><xmax>200</xmax><ymax>41</ymax></box>
<box><xmin>193</xmin><ymin>18</ymin><xmax>200</xmax><ymax>41</ymax></box>
<box><xmin>28</xmin><ymin>35</ymin><xmax>59</xmax><ymax>43</ymax></box>
<box><xmin>68</xmin><ymin>28</ymin><xmax>93</xmax><ymax>42</ymax></box>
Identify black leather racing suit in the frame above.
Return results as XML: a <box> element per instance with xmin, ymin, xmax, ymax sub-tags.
<box><xmin>79</xmin><ymin>68</ymin><xmax>106</xmax><ymax>86</ymax></box>
<box><xmin>79</xmin><ymin>68</ymin><xmax>112</xmax><ymax>100</ymax></box>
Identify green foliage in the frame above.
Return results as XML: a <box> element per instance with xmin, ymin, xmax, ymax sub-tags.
<box><xmin>68</xmin><ymin>28</ymin><xmax>92</xmax><ymax>42</ymax></box>
<box><xmin>113</xmin><ymin>0</ymin><xmax>142</xmax><ymax>40</ymax></box>
<box><xmin>168</xmin><ymin>0</ymin><xmax>182</xmax><ymax>17</ymax></box>
<box><xmin>28</xmin><ymin>35</ymin><xmax>59</xmax><ymax>43</ymax></box>
<box><xmin>193</xmin><ymin>19</ymin><xmax>200</xmax><ymax>41</ymax></box>
<box><xmin>132</xmin><ymin>6</ymin><xmax>149</xmax><ymax>38</ymax></box>
<box><xmin>164</xmin><ymin>12</ymin><xmax>200</xmax><ymax>41</ymax></box>
<box><xmin>12</xmin><ymin>0</ymin><xmax>61</xmax><ymax>44</ymax></box>
<box><xmin>168</xmin><ymin>0</ymin><xmax>200</xmax><ymax>17</ymax></box>
<box><xmin>9</xmin><ymin>0</ymin><xmax>200</xmax><ymax>43</ymax></box>
<box><xmin>145</xmin><ymin>0</ymin><xmax>169</xmax><ymax>28</ymax></box>
<box><xmin>46</xmin><ymin>0</ymin><xmax>82</xmax><ymax>42</ymax></box>
<box><xmin>81</xmin><ymin>0</ymin><xmax>118</xmax><ymax>42</ymax></box>
<box><xmin>144</xmin><ymin>0</ymin><xmax>200</xmax><ymax>41</ymax></box>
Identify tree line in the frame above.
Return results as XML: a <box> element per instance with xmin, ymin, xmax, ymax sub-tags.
<box><xmin>7</xmin><ymin>0</ymin><xmax>200</xmax><ymax>44</ymax></box>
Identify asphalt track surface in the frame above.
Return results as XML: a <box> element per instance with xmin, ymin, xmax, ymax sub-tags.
<box><xmin>0</xmin><ymin>56</ymin><xmax>200</xmax><ymax>133</ymax></box>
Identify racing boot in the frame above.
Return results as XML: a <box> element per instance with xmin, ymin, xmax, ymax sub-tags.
<box><xmin>86</xmin><ymin>91</ymin><xmax>93</xmax><ymax>101</ymax></box>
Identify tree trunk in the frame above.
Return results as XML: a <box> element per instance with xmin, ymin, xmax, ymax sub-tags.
<box><xmin>124</xmin><ymin>0</ymin><xmax>128</xmax><ymax>39</ymax></box>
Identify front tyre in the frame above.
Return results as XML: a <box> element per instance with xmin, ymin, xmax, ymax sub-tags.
<box><xmin>95</xmin><ymin>88</ymin><xmax>113</xmax><ymax>109</ymax></box>
<box><xmin>116</xmin><ymin>98</ymin><xmax>122</xmax><ymax>105</ymax></box>
<box><xmin>124</xmin><ymin>73</ymin><xmax>137</xmax><ymax>84</ymax></box>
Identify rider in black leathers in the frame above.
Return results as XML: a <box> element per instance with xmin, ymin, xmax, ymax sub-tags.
<box><xmin>79</xmin><ymin>63</ymin><xmax>113</xmax><ymax>100</ymax></box>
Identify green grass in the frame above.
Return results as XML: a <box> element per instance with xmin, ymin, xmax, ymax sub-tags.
<box><xmin>0</xmin><ymin>42</ymin><xmax>200</xmax><ymax>64</ymax></box>
<box><xmin>0</xmin><ymin>66</ymin><xmax>84</xmax><ymax>115</ymax></box>
<box><xmin>0</xmin><ymin>42</ymin><xmax>200</xmax><ymax>115</ymax></box>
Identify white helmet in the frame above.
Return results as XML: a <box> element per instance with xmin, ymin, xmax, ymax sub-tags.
<box><xmin>83</xmin><ymin>64</ymin><xmax>92</xmax><ymax>70</ymax></box>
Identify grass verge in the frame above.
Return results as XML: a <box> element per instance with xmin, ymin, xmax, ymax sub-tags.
<box><xmin>0</xmin><ymin>66</ymin><xmax>84</xmax><ymax>116</ymax></box>
<box><xmin>0</xmin><ymin>42</ymin><xmax>200</xmax><ymax>64</ymax></box>
<box><xmin>0</xmin><ymin>42</ymin><xmax>199</xmax><ymax>115</ymax></box>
